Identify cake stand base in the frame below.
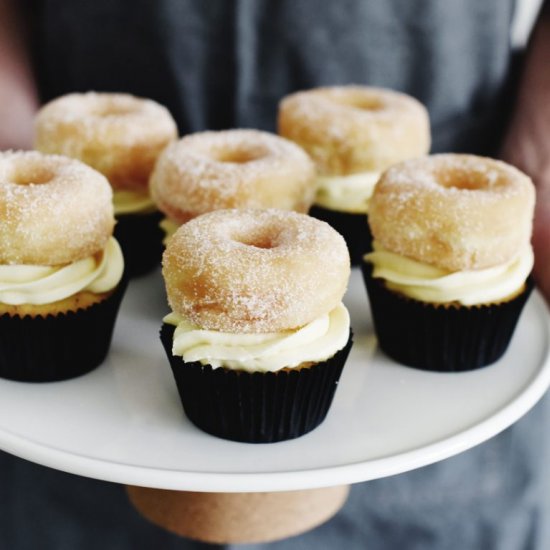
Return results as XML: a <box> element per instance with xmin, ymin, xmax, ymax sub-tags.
<box><xmin>126</xmin><ymin>485</ymin><xmax>350</xmax><ymax>544</ymax></box>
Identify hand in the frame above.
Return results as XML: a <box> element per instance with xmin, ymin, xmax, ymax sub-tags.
<box><xmin>501</xmin><ymin>11</ymin><xmax>550</xmax><ymax>305</ymax></box>
<box><xmin>0</xmin><ymin>0</ymin><xmax>37</xmax><ymax>150</ymax></box>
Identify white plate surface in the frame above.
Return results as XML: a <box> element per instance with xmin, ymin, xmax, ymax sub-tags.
<box><xmin>0</xmin><ymin>270</ymin><xmax>548</xmax><ymax>493</ymax></box>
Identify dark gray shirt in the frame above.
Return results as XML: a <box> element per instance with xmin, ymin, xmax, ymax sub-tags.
<box><xmin>5</xmin><ymin>1</ymin><xmax>549</xmax><ymax>549</ymax></box>
<box><xmin>26</xmin><ymin>0</ymin><xmax>516</xmax><ymax>153</ymax></box>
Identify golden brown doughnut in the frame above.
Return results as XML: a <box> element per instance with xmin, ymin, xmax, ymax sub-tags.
<box><xmin>162</xmin><ymin>209</ymin><xmax>350</xmax><ymax>333</ymax></box>
<box><xmin>278</xmin><ymin>85</ymin><xmax>430</xmax><ymax>175</ymax></box>
<box><xmin>150</xmin><ymin>129</ymin><xmax>317</xmax><ymax>224</ymax></box>
<box><xmin>34</xmin><ymin>92</ymin><xmax>178</xmax><ymax>191</ymax></box>
<box><xmin>0</xmin><ymin>151</ymin><xmax>115</xmax><ymax>265</ymax></box>
<box><xmin>368</xmin><ymin>154</ymin><xmax>535</xmax><ymax>271</ymax></box>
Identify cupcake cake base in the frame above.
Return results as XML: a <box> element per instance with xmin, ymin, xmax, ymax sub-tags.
<box><xmin>309</xmin><ymin>206</ymin><xmax>371</xmax><ymax>265</ymax></box>
<box><xmin>362</xmin><ymin>263</ymin><xmax>534</xmax><ymax>372</ymax></box>
<box><xmin>114</xmin><ymin>211</ymin><xmax>164</xmax><ymax>278</ymax></box>
<box><xmin>160</xmin><ymin>324</ymin><xmax>353</xmax><ymax>443</ymax></box>
<box><xmin>0</xmin><ymin>277</ymin><xmax>128</xmax><ymax>382</ymax></box>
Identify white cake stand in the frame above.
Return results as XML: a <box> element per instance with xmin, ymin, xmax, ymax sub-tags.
<box><xmin>0</xmin><ymin>269</ymin><xmax>547</xmax><ymax>493</ymax></box>
<box><xmin>1</xmin><ymin>268</ymin><xmax>548</xmax><ymax>543</ymax></box>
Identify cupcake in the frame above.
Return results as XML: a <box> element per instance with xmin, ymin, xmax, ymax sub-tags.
<box><xmin>362</xmin><ymin>154</ymin><xmax>535</xmax><ymax>372</ymax></box>
<box><xmin>160</xmin><ymin>209</ymin><xmax>353</xmax><ymax>443</ymax></box>
<box><xmin>34</xmin><ymin>92</ymin><xmax>178</xmax><ymax>277</ymax></box>
<box><xmin>149</xmin><ymin>129</ymin><xmax>317</xmax><ymax>242</ymax></box>
<box><xmin>278</xmin><ymin>85</ymin><xmax>431</xmax><ymax>264</ymax></box>
<box><xmin>0</xmin><ymin>151</ymin><xmax>126</xmax><ymax>381</ymax></box>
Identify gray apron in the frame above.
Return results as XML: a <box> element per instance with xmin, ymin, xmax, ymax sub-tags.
<box><xmin>4</xmin><ymin>1</ymin><xmax>548</xmax><ymax>548</ymax></box>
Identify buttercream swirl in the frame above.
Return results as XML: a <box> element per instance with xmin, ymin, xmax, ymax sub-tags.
<box><xmin>315</xmin><ymin>171</ymin><xmax>381</xmax><ymax>213</ymax></box>
<box><xmin>164</xmin><ymin>303</ymin><xmax>350</xmax><ymax>372</ymax></box>
<box><xmin>113</xmin><ymin>189</ymin><xmax>157</xmax><ymax>216</ymax></box>
<box><xmin>364</xmin><ymin>241</ymin><xmax>533</xmax><ymax>305</ymax></box>
<box><xmin>0</xmin><ymin>237</ymin><xmax>124</xmax><ymax>305</ymax></box>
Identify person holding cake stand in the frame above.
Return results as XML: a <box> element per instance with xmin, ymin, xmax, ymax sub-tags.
<box><xmin>0</xmin><ymin>0</ymin><xmax>549</xmax><ymax>549</ymax></box>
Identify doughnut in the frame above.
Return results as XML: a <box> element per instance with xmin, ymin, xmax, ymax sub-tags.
<box><xmin>150</xmin><ymin>129</ymin><xmax>317</xmax><ymax>224</ymax></box>
<box><xmin>368</xmin><ymin>154</ymin><xmax>535</xmax><ymax>271</ymax></box>
<box><xmin>34</xmin><ymin>92</ymin><xmax>178</xmax><ymax>191</ymax></box>
<box><xmin>278</xmin><ymin>86</ymin><xmax>430</xmax><ymax>175</ymax></box>
<box><xmin>0</xmin><ymin>151</ymin><xmax>115</xmax><ymax>265</ymax></box>
<box><xmin>163</xmin><ymin>209</ymin><xmax>350</xmax><ymax>333</ymax></box>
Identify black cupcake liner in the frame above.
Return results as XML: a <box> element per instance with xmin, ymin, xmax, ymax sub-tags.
<box><xmin>309</xmin><ymin>205</ymin><xmax>372</xmax><ymax>265</ymax></box>
<box><xmin>114</xmin><ymin>211</ymin><xmax>164</xmax><ymax>278</ymax></box>
<box><xmin>362</xmin><ymin>262</ymin><xmax>534</xmax><ymax>372</ymax></box>
<box><xmin>0</xmin><ymin>277</ymin><xmax>128</xmax><ymax>382</ymax></box>
<box><xmin>160</xmin><ymin>324</ymin><xmax>353</xmax><ymax>443</ymax></box>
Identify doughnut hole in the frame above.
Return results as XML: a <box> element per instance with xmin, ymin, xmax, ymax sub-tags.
<box><xmin>435</xmin><ymin>167</ymin><xmax>508</xmax><ymax>191</ymax></box>
<box><xmin>94</xmin><ymin>105</ymin><xmax>136</xmax><ymax>117</ymax></box>
<box><xmin>9</xmin><ymin>160</ymin><xmax>55</xmax><ymax>185</ymax></box>
<box><xmin>329</xmin><ymin>92</ymin><xmax>384</xmax><ymax>112</ymax></box>
<box><xmin>91</xmin><ymin>99</ymin><xmax>137</xmax><ymax>118</ymax></box>
<box><xmin>213</xmin><ymin>147</ymin><xmax>266</xmax><ymax>164</ymax></box>
<box><xmin>232</xmin><ymin>226</ymin><xmax>281</xmax><ymax>250</ymax></box>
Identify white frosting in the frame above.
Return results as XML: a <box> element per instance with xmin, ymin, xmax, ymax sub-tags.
<box><xmin>113</xmin><ymin>189</ymin><xmax>157</xmax><ymax>215</ymax></box>
<box><xmin>0</xmin><ymin>237</ymin><xmax>124</xmax><ymax>305</ymax></box>
<box><xmin>364</xmin><ymin>241</ymin><xmax>533</xmax><ymax>305</ymax></box>
<box><xmin>315</xmin><ymin>171</ymin><xmax>381</xmax><ymax>213</ymax></box>
<box><xmin>164</xmin><ymin>303</ymin><xmax>350</xmax><ymax>372</ymax></box>
<box><xmin>160</xmin><ymin>217</ymin><xmax>180</xmax><ymax>244</ymax></box>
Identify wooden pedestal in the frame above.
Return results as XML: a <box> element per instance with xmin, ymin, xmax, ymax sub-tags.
<box><xmin>126</xmin><ymin>485</ymin><xmax>350</xmax><ymax>544</ymax></box>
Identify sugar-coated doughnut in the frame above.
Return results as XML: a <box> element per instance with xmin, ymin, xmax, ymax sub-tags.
<box><xmin>0</xmin><ymin>151</ymin><xmax>115</xmax><ymax>265</ymax></box>
<box><xmin>369</xmin><ymin>154</ymin><xmax>535</xmax><ymax>271</ymax></box>
<box><xmin>34</xmin><ymin>92</ymin><xmax>178</xmax><ymax>191</ymax></box>
<box><xmin>150</xmin><ymin>129</ymin><xmax>317</xmax><ymax>224</ymax></box>
<box><xmin>278</xmin><ymin>86</ymin><xmax>430</xmax><ymax>175</ymax></box>
<box><xmin>163</xmin><ymin>209</ymin><xmax>350</xmax><ymax>333</ymax></box>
